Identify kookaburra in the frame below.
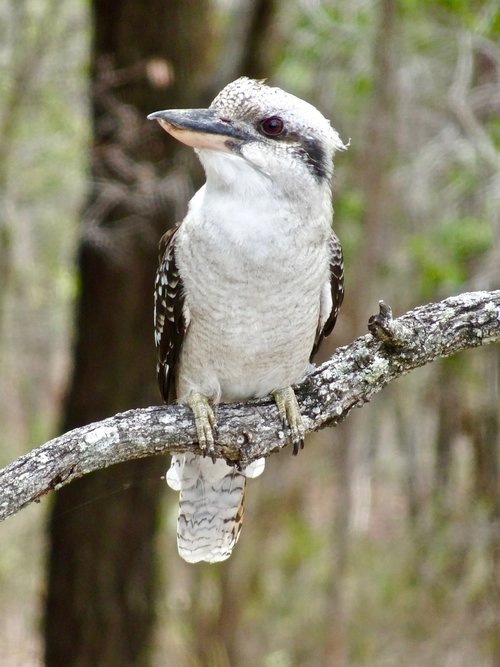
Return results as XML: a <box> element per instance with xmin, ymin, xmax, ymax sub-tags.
<box><xmin>149</xmin><ymin>77</ymin><xmax>345</xmax><ymax>563</ymax></box>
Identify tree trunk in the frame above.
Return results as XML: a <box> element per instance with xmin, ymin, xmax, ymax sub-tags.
<box><xmin>322</xmin><ymin>2</ymin><xmax>398</xmax><ymax>665</ymax></box>
<box><xmin>44</xmin><ymin>1</ymin><xmax>211</xmax><ymax>665</ymax></box>
<box><xmin>466</xmin><ymin>348</ymin><xmax>500</xmax><ymax>666</ymax></box>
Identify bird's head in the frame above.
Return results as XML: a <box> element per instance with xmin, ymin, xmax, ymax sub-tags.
<box><xmin>148</xmin><ymin>77</ymin><xmax>346</xmax><ymax>199</ymax></box>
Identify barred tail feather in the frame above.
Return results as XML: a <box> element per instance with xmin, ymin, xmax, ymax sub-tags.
<box><xmin>167</xmin><ymin>453</ymin><xmax>246</xmax><ymax>563</ymax></box>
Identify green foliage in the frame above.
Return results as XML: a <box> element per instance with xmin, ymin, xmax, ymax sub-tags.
<box><xmin>488</xmin><ymin>117</ymin><xmax>500</xmax><ymax>149</ymax></box>
<box><xmin>333</xmin><ymin>188</ymin><xmax>365</xmax><ymax>262</ymax></box>
<box><xmin>1</xmin><ymin>0</ymin><xmax>499</xmax><ymax>665</ymax></box>
<box><xmin>408</xmin><ymin>216</ymin><xmax>493</xmax><ymax>297</ymax></box>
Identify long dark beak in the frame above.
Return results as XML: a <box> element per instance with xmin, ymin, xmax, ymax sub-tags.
<box><xmin>147</xmin><ymin>108</ymin><xmax>248</xmax><ymax>151</ymax></box>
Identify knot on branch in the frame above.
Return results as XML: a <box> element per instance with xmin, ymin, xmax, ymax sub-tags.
<box><xmin>368</xmin><ymin>301</ymin><xmax>414</xmax><ymax>349</ymax></box>
<box><xmin>1</xmin><ymin>290</ymin><xmax>499</xmax><ymax>522</ymax></box>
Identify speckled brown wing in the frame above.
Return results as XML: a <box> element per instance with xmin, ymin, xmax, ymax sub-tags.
<box><xmin>311</xmin><ymin>232</ymin><xmax>344</xmax><ymax>358</ymax></box>
<box><xmin>154</xmin><ymin>224</ymin><xmax>186</xmax><ymax>402</ymax></box>
<box><xmin>156</xmin><ymin>226</ymin><xmax>250</xmax><ymax>564</ymax></box>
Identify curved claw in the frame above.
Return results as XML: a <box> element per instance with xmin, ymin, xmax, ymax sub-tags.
<box><xmin>187</xmin><ymin>392</ymin><xmax>217</xmax><ymax>463</ymax></box>
<box><xmin>272</xmin><ymin>386</ymin><xmax>305</xmax><ymax>455</ymax></box>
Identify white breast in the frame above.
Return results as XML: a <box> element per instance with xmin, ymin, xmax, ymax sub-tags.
<box><xmin>175</xmin><ymin>161</ymin><xmax>332</xmax><ymax>403</ymax></box>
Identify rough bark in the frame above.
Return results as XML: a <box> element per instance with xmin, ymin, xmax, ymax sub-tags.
<box><xmin>43</xmin><ymin>1</ymin><xmax>212</xmax><ymax>665</ymax></box>
<box><xmin>2</xmin><ymin>290</ymin><xmax>499</xmax><ymax>522</ymax></box>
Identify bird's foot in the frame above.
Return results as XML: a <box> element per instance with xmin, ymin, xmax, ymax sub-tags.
<box><xmin>187</xmin><ymin>392</ymin><xmax>217</xmax><ymax>463</ymax></box>
<box><xmin>272</xmin><ymin>386</ymin><xmax>305</xmax><ymax>455</ymax></box>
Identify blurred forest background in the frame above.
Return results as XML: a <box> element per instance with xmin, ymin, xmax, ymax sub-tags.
<box><xmin>0</xmin><ymin>0</ymin><xmax>499</xmax><ymax>665</ymax></box>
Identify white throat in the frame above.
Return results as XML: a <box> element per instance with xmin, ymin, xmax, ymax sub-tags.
<box><xmin>190</xmin><ymin>148</ymin><xmax>332</xmax><ymax>252</ymax></box>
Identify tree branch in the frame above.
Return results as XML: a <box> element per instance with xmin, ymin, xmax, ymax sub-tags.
<box><xmin>1</xmin><ymin>290</ymin><xmax>499</xmax><ymax>521</ymax></box>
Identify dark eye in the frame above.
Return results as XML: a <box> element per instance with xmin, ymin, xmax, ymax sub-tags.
<box><xmin>259</xmin><ymin>116</ymin><xmax>285</xmax><ymax>137</ymax></box>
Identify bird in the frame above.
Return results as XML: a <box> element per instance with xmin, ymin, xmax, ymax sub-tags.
<box><xmin>148</xmin><ymin>77</ymin><xmax>345</xmax><ymax>563</ymax></box>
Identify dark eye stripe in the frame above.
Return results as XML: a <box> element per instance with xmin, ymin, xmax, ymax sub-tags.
<box><xmin>300</xmin><ymin>136</ymin><xmax>329</xmax><ymax>179</ymax></box>
<box><xmin>258</xmin><ymin>117</ymin><xmax>330</xmax><ymax>180</ymax></box>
